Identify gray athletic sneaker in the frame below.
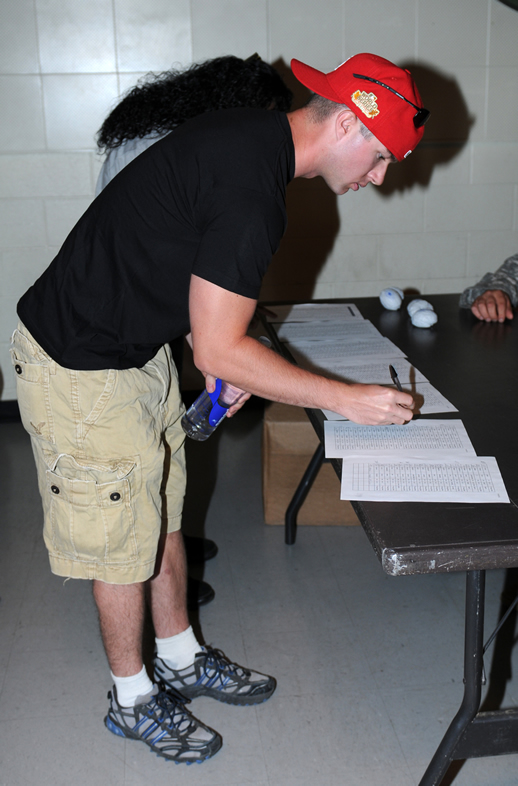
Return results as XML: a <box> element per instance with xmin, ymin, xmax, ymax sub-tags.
<box><xmin>154</xmin><ymin>646</ymin><xmax>277</xmax><ymax>706</ymax></box>
<box><xmin>104</xmin><ymin>684</ymin><xmax>222</xmax><ymax>763</ymax></box>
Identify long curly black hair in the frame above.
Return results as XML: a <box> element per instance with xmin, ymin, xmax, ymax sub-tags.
<box><xmin>97</xmin><ymin>54</ymin><xmax>293</xmax><ymax>151</ymax></box>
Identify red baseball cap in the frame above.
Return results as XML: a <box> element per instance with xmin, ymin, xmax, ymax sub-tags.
<box><xmin>291</xmin><ymin>53</ymin><xmax>427</xmax><ymax>161</ymax></box>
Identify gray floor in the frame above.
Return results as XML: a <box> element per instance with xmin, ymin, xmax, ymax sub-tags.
<box><xmin>2</xmin><ymin>406</ymin><xmax>518</xmax><ymax>786</ymax></box>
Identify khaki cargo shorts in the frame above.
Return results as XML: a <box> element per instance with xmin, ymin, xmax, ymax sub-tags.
<box><xmin>10</xmin><ymin>322</ymin><xmax>186</xmax><ymax>584</ymax></box>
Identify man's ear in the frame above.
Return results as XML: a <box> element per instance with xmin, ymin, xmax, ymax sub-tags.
<box><xmin>335</xmin><ymin>109</ymin><xmax>357</xmax><ymax>142</ymax></box>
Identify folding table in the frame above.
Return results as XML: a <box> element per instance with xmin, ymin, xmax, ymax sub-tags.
<box><xmin>265</xmin><ymin>293</ymin><xmax>518</xmax><ymax>785</ymax></box>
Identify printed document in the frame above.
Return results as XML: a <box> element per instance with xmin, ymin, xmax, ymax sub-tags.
<box><xmin>324</xmin><ymin>420</ymin><xmax>476</xmax><ymax>458</ymax></box>
<box><xmin>340</xmin><ymin>457</ymin><xmax>509</xmax><ymax>503</ymax></box>
<box><xmin>275</xmin><ymin>320</ymin><xmax>380</xmax><ymax>343</ymax></box>
<box><xmin>288</xmin><ymin>337</ymin><xmax>407</xmax><ymax>367</ymax></box>
<box><xmin>307</xmin><ymin>358</ymin><xmax>427</xmax><ymax>386</ymax></box>
<box><xmin>267</xmin><ymin>302</ymin><xmax>363</xmax><ymax>322</ymax></box>
<box><xmin>409</xmin><ymin>382</ymin><xmax>458</xmax><ymax>414</ymax></box>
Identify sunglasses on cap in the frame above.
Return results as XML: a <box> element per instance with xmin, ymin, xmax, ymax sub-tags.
<box><xmin>352</xmin><ymin>73</ymin><xmax>430</xmax><ymax>129</ymax></box>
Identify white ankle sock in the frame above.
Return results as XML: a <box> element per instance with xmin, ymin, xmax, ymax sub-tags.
<box><xmin>111</xmin><ymin>665</ymin><xmax>154</xmax><ymax>707</ymax></box>
<box><xmin>156</xmin><ymin>625</ymin><xmax>201</xmax><ymax>670</ymax></box>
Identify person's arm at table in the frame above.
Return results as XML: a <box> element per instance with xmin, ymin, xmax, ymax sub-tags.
<box><xmin>459</xmin><ymin>254</ymin><xmax>518</xmax><ymax>322</ymax></box>
<box><xmin>189</xmin><ymin>275</ymin><xmax>414</xmax><ymax>426</ymax></box>
<box><xmin>471</xmin><ymin>290</ymin><xmax>513</xmax><ymax>322</ymax></box>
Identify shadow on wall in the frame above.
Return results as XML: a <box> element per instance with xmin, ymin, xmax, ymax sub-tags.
<box><xmin>261</xmin><ymin>59</ymin><xmax>340</xmax><ymax>302</ymax></box>
<box><xmin>260</xmin><ymin>175</ymin><xmax>340</xmax><ymax>302</ymax></box>
<box><xmin>379</xmin><ymin>61</ymin><xmax>474</xmax><ymax>195</ymax></box>
<box><xmin>260</xmin><ymin>59</ymin><xmax>473</xmax><ymax>303</ymax></box>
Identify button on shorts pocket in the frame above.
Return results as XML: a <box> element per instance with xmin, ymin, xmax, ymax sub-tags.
<box><xmin>44</xmin><ymin>454</ymin><xmax>140</xmax><ymax>565</ymax></box>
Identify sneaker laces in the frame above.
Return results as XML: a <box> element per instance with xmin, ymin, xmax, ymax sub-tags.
<box><xmin>201</xmin><ymin>647</ymin><xmax>251</xmax><ymax>682</ymax></box>
<box><xmin>149</xmin><ymin>688</ymin><xmax>195</xmax><ymax>734</ymax></box>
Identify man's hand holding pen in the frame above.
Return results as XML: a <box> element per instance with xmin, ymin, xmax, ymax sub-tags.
<box><xmin>337</xmin><ymin>381</ymin><xmax>414</xmax><ymax>425</ymax></box>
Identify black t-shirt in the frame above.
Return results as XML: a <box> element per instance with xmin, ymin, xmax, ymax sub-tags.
<box><xmin>18</xmin><ymin>109</ymin><xmax>295</xmax><ymax>370</ymax></box>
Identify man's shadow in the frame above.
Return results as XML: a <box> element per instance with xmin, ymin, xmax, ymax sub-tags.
<box><xmin>379</xmin><ymin>61</ymin><xmax>474</xmax><ymax>195</ymax></box>
<box><xmin>261</xmin><ymin>59</ymin><xmax>473</xmax><ymax>304</ymax></box>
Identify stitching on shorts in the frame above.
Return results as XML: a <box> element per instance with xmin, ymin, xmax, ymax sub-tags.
<box><xmin>84</xmin><ymin>369</ymin><xmax>117</xmax><ymax>428</ymax></box>
<box><xmin>70</xmin><ymin>368</ymin><xmax>118</xmax><ymax>447</ymax></box>
<box><xmin>69</xmin><ymin>370</ymin><xmax>83</xmax><ymax>449</ymax></box>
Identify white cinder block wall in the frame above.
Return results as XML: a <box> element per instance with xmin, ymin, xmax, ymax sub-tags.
<box><xmin>1</xmin><ymin>0</ymin><xmax>518</xmax><ymax>400</ymax></box>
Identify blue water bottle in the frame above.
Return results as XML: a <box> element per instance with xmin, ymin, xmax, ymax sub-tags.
<box><xmin>181</xmin><ymin>378</ymin><xmax>246</xmax><ymax>441</ymax></box>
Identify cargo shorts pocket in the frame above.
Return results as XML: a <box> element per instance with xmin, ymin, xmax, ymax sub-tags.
<box><xmin>10</xmin><ymin>348</ymin><xmax>55</xmax><ymax>443</ymax></box>
<box><xmin>44</xmin><ymin>454</ymin><xmax>140</xmax><ymax>565</ymax></box>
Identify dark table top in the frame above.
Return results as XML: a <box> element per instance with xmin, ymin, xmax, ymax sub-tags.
<box><xmin>273</xmin><ymin>294</ymin><xmax>518</xmax><ymax>576</ymax></box>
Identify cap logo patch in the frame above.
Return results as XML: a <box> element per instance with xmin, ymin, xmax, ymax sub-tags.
<box><xmin>351</xmin><ymin>89</ymin><xmax>379</xmax><ymax>119</ymax></box>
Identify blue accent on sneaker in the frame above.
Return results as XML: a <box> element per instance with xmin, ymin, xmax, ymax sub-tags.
<box><xmin>104</xmin><ymin>685</ymin><xmax>222</xmax><ymax>763</ymax></box>
<box><xmin>105</xmin><ymin>716</ymin><xmax>126</xmax><ymax>737</ymax></box>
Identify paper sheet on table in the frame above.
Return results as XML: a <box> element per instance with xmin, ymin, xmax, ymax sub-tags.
<box><xmin>288</xmin><ymin>337</ymin><xmax>407</xmax><ymax>367</ymax></box>
<box><xmin>322</xmin><ymin>380</ymin><xmax>457</xmax><ymax>420</ymax></box>
<box><xmin>290</xmin><ymin>358</ymin><xmax>427</xmax><ymax>385</ymax></box>
<box><xmin>275</xmin><ymin>320</ymin><xmax>381</xmax><ymax>343</ymax></box>
<box><xmin>339</xmin><ymin>457</ymin><xmax>509</xmax><ymax>503</ymax></box>
<box><xmin>331</xmin><ymin>358</ymin><xmax>427</xmax><ymax>385</ymax></box>
<box><xmin>409</xmin><ymin>382</ymin><xmax>458</xmax><ymax>414</ymax></box>
<box><xmin>267</xmin><ymin>302</ymin><xmax>363</xmax><ymax>322</ymax></box>
<box><xmin>324</xmin><ymin>420</ymin><xmax>476</xmax><ymax>458</ymax></box>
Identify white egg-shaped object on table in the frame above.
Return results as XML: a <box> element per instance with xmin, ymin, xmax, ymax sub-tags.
<box><xmin>411</xmin><ymin>308</ymin><xmax>438</xmax><ymax>328</ymax></box>
<box><xmin>407</xmin><ymin>298</ymin><xmax>434</xmax><ymax>317</ymax></box>
<box><xmin>379</xmin><ymin>288</ymin><xmax>403</xmax><ymax>310</ymax></box>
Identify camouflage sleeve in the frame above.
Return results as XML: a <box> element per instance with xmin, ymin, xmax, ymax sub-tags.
<box><xmin>459</xmin><ymin>254</ymin><xmax>518</xmax><ymax>308</ymax></box>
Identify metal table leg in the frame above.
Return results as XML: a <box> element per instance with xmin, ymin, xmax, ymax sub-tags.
<box><xmin>419</xmin><ymin>568</ymin><xmax>518</xmax><ymax>784</ymax></box>
<box><xmin>419</xmin><ymin>570</ymin><xmax>486</xmax><ymax>785</ymax></box>
<box><xmin>285</xmin><ymin>442</ymin><xmax>325</xmax><ymax>545</ymax></box>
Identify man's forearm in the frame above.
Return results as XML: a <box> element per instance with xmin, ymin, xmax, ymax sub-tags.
<box><xmin>189</xmin><ymin>274</ymin><xmax>413</xmax><ymax>426</ymax></box>
<box><xmin>192</xmin><ymin>333</ymin><xmax>412</xmax><ymax>426</ymax></box>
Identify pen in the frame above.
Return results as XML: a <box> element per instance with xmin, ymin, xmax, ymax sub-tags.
<box><xmin>389</xmin><ymin>364</ymin><xmax>403</xmax><ymax>392</ymax></box>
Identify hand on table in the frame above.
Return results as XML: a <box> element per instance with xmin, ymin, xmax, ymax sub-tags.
<box><xmin>471</xmin><ymin>290</ymin><xmax>513</xmax><ymax>322</ymax></box>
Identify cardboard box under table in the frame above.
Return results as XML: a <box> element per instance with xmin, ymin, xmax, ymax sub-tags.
<box><xmin>262</xmin><ymin>402</ymin><xmax>358</xmax><ymax>526</ymax></box>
